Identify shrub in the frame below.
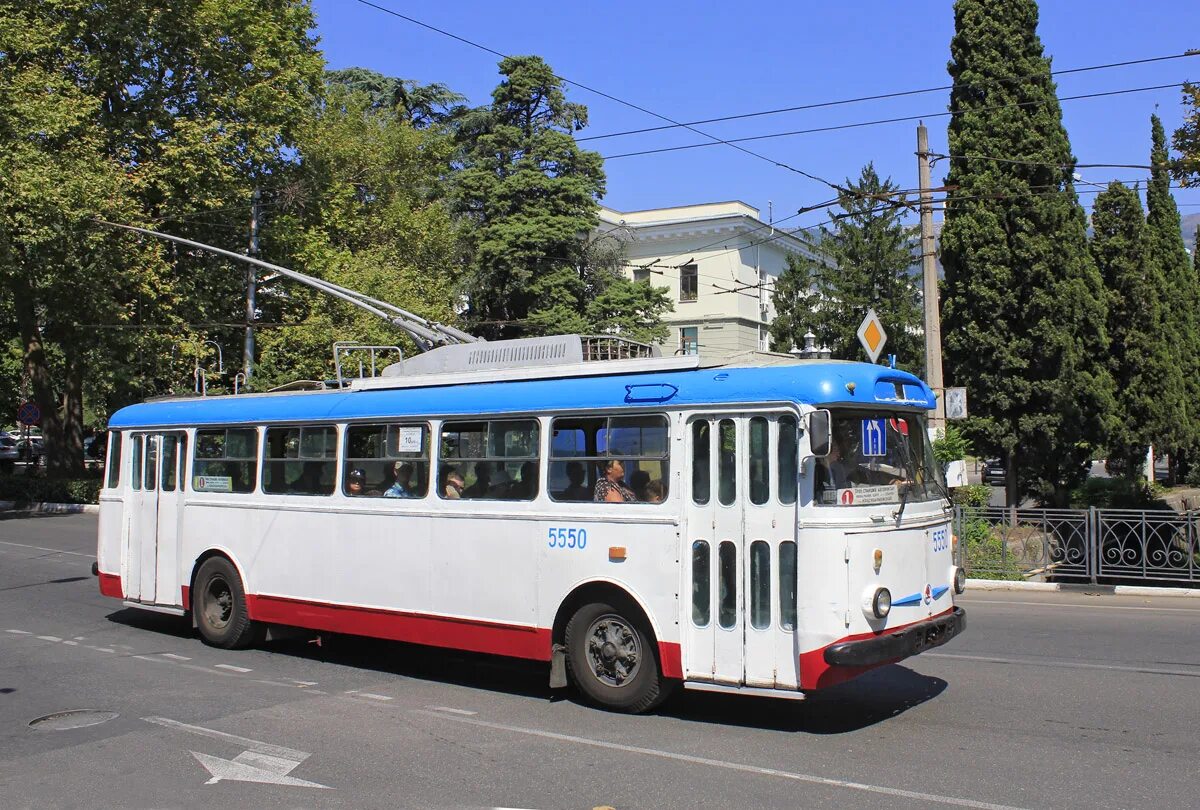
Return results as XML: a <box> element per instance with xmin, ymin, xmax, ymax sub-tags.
<box><xmin>1070</xmin><ymin>476</ymin><xmax>1158</xmax><ymax>509</ymax></box>
<box><xmin>953</xmin><ymin>484</ymin><xmax>992</xmax><ymax>507</ymax></box>
<box><xmin>0</xmin><ymin>474</ymin><xmax>101</xmax><ymax>505</ymax></box>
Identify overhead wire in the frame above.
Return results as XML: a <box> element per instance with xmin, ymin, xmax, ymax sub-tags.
<box><xmin>601</xmin><ymin>82</ymin><xmax>1187</xmax><ymax>160</ymax></box>
<box><xmin>349</xmin><ymin>0</ymin><xmax>871</xmax><ymax>199</ymax></box>
<box><xmin>581</xmin><ymin>51</ymin><xmax>1199</xmax><ymax>143</ymax></box>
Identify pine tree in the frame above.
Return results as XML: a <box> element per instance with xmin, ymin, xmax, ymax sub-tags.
<box><xmin>452</xmin><ymin>56</ymin><xmax>605</xmax><ymax>339</ymax></box>
<box><xmin>939</xmin><ymin>0</ymin><xmax>1114</xmax><ymax>506</ymax></box>
<box><xmin>769</xmin><ymin>164</ymin><xmax>922</xmax><ymax>368</ymax></box>
<box><xmin>1090</xmin><ymin>183</ymin><xmax>1173</xmax><ymax>477</ymax></box>
<box><xmin>1146</xmin><ymin>114</ymin><xmax>1200</xmax><ymax>474</ymax></box>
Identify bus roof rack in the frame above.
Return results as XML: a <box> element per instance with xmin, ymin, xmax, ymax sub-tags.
<box><xmin>354</xmin><ymin>334</ymin><xmax>693</xmax><ymax>390</ymax></box>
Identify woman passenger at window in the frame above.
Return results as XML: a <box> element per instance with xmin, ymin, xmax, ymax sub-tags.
<box><xmin>594</xmin><ymin>459</ymin><xmax>637</xmax><ymax>503</ymax></box>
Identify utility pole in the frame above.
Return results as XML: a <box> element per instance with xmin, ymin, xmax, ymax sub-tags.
<box><xmin>917</xmin><ymin>123</ymin><xmax>945</xmax><ymax>431</ymax></box>
<box><xmin>244</xmin><ymin>188</ymin><xmax>260</xmax><ymax>381</ymax></box>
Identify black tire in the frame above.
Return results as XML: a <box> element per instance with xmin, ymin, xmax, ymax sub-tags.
<box><xmin>565</xmin><ymin>599</ymin><xmax>671</xmax><ymax>713</ymax></box>
<box><xmin>192</xmin><ymin>557</ymin><xmax>265</xmax><ymax>650</ymax></box>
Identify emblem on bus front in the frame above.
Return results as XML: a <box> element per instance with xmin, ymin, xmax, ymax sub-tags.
<box><xmin>923</xmin><ymin>584</ymin><xmax>932</xmax><ymax>605</ymax></box>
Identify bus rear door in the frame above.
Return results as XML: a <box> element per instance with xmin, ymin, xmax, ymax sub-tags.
<box><xmin>124</xmin><ymin>432</ymin><xmax>186</xmax><ymax>606</ymax></box>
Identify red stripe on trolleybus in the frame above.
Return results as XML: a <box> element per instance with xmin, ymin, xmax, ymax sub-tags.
<box><xmin>246</xmin><ymin>593</ymin><xmax>554</xmax><ymax>661</ymax></box>
<box><xmin>98</xmin><ymin>572</ymin><xmax>123</xmax><ymax>599</ymax></box>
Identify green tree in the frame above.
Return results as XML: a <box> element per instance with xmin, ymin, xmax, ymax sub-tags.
<box><xmin>324</xmin><ymin>67</ymin><xmax>464</xmax><ymax>126</ymax></box>
<box><xmin>452</xmin><ymin>56</ymin><xmax>608</xmax><ymax>339</ymax></box>
<box><xmin>768</xmin><ymin>253</ymin><xmax>823</xmax><ymax>354</ymax></box>
<box><xmin>769</xmin><ymin>164</ymin><xmax>922</xmax><ymax>369</ymax></box>
<box><xmin>1090</xmin><ymin>182</ymin><xmax>1174</xmax><ymax>477</ymax></box>
<box><xmin>1174</xmin><ymin>82</ymin><xmax>1200</xmax><ymax>184</ymax></box>
<box><xmin>939</xmin><ymin>0</ymin><xmax>1114</xmax><ymax>506</ymax></box>
<box><xmin>254</xmin><ymin>78</ymin><xmax>464</xmax><ymax>387</ymax></box>
<box><xmin>1146</xmin><ymin>114</ymin><xmax>1200</xmax><ymax>477</ymax></box>
<box><xmin>0</xmin><ymin>0</ymin><xmax>323</xmax><ymax>472</ymax></box>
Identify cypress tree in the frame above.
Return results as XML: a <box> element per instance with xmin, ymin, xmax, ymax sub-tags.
<box><xmin>1090</xmin><ymin>183</ymin><xmax>1172</xmax><ymax>477</ymax></box>
<box><xmin>939</xmin><ymin>0</ymin><xmax>1114</xmax><ymax>506</ymax></box>
<box><xmin>1146</xmin><ymin>114</ymin><xmax>1200</xmax><ymax>475</ymax></box>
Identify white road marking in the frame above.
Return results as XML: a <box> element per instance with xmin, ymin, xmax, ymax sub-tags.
<box><xmin>161</xmin><ymin>653</ymin><xmax>191</xmax><ymax>661</ymax></box>
<box><xmin>190</xmin><ymin>751</ymin><xmax>331</xmax><ymax>789</ymax></box>
<box><xmin>355</xmin><ymin>692</ymin><xmax>393</xmax><ymax>702</ymax></box>
<box><xmin>143</xmin><ymin>716</ymin><xmax>309</xmax><ymax>761</ymax></box>
<box><xmin>36</xmin><ymin>635</ymin><xmax>63</xmax><ymax>642</ymax></box>
<box><xmin>923</xmin><ymin>651</ymin><xmax>1200</xmax><ymax>677</ymax></box>
<box><xmin>62</xmin><ymin>640</ymin><xmax>78</xmax><ymax>646</ymax></box>
<box><xmin>289</xmin><ymin>679</ymin><xmax>319</xmax><ymax>687</ymax></box>
<box><xmin>89</xmin><ymin>646</ymin><xmax>116</xmax><ymax>653</ymax></box>
<box><xmin>5</xmin><ymin>629</ymin><xmax>31</xmax><ymax>635</ymax></box>
<box><xmin>214</xmin><ymin>663</ymin><xmax>252</xmax><ymax>673</ymax></box>
<box><xmin>965</xmin><ymin>598</ymin><xmax>1199</xmax><ymax>613</ymax></box>
<box><xmin>414</xmin><ymin>711</ymin><xmax>1029</xmax><ymax>810</ymax></box>
<box><xmin>427</xmin><ymin>706</ymin><xmax>478</xmax><ymax>716</ymax></box>
<box><xmin>0</xmin><ymin>540</ymin><xmax>95</xmax><ymax>558</ymax></box>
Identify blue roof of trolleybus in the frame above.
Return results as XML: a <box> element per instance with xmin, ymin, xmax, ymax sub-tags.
<box><xmin>108</xmin><ymin>361</ymin><xmax>936</xmax><ymax>429</ymax></box>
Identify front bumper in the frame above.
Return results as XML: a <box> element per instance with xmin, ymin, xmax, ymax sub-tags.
<box><xmin>824</xmin><ymin>607</ymin><xmax>965</xmax><ymax>667</ymax></box>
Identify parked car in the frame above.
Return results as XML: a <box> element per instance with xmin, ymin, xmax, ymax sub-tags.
<box><xmin>981</xmin><ymin>458</ymin><xmax>1006</xmax><ymax>486</ymax></box>
<box><xmin>17</xmin><ymin>435</ymin><xmax>45</xmax><ymax>463</ymax></box>
<box><xmin>0</xmin><ymin>432</ymin><xmax>17</xmax><ymax>472</ymax></box>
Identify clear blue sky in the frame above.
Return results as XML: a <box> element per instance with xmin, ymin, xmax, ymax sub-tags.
<box><xmin>311</xmin><ymin>0</ymin><xmax>1199</xmax><ymax>231</ymax></box>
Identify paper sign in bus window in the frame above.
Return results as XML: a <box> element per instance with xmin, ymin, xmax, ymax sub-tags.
<box><xmin>397</xmin><ymin>426</ymin><xmax>423</xmax><ymax>453</ymax></box>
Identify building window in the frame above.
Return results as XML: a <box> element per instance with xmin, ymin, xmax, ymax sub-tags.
<box><xmin>679</xmin><ymin>264</ymin><xmax>698</xmax><ymax>301</ymax></box>
<box><xmin>680</xmin><ymin>326</ymin><xmax>698</xmax><ymax>356</ymax></box>
<box><xmin>632</xmin><ymin>266</ymin><xmax>650</xmax><ymax>285</ymax></box>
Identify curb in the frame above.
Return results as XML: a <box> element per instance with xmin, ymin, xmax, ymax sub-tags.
<box><xmin>0</xmin><ymin>501</ymin><xmax>99</xmax><ymax>515</ymax></box>
<box><xmin>966</xmin><ymin>578</ymin><xmax>1200</xmax><ymax>598</ymax></box>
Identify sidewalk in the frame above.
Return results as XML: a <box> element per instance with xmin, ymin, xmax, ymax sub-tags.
<box><xmin>966</xmin><ymin>578</ymin><xmax>1200</xmax><ymax>597</ymax></box>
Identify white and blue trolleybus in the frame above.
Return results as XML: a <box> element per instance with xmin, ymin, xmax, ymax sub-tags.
<box><xmin>97</xmin><ymin>334</ymin><xmax>965</xmax><ymax>712</ymax></box>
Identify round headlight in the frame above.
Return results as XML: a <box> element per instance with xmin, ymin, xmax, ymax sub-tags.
<box><xmin>872</xmin><ymin>587</ymin><xmax>892</xmax><ymax>618</ymax></box>
<box><xmin>954</xmin><ymin>566</ymin><xmax>967</xmax><ymax>594</ymax></box>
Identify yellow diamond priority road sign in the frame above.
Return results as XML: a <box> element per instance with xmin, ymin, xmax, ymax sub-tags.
<box><xmin>856</xmin><ymin>308</ymin><xmax>888</xmax><ymax>363</ymax></box>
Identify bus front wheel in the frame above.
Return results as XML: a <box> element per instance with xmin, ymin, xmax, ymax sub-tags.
<box><xmin>193</xmin><ymin>557</ymin><xmax>265</xmax><ymax>650</ymax></box>
<box><xmin>565</xmin><ymin>600</ymin><xmax>667</xmax><ymax>713</ymax></box>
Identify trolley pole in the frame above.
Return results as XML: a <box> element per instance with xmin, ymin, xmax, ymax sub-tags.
<box><xmin>244</xmin><ymin>188</ymin><xmax>260</xmax><ymax>382</ymax></box>
<box><xmin>917</xmin><ymin>123</ymin><xmax>945</xmax><ymax>432</ymax></box>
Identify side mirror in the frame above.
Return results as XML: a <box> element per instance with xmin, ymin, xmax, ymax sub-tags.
<box><xmin>808</xmin><ymin>409</ymin><xmax>831</xmax><ymax>457</ymax></box>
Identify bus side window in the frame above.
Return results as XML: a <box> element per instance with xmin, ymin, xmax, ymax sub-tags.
<box><xmin>548</xmin><ymin>414</ymin><xmax>669</xmax><ymax>504</ymax></box>
<box><xmin>691</xmin><ymin>421</ymin><xmax>710</xmax><ymax>505</ymax></box>
<box><xmin>439</xmin><ymin>419</ymin><xmax>539</xmax><ymax>501</ymax></box>
<box><xmin>106</xmin><ymin>431</ymin><xmax>123</xmax><ymax>489</ymax></box>
<box><xmin>343</xmin><ymin>423</ymin><xmax>430</xmax><ymax>498</ymax></box>
<box><xmin>749</xmin><ymin>417</ymin><xmax>769</xmax><ymax>505</ymax></box>
<box><xmin>194</xmin><ymin>428</ymin><xmax>258</xmax><ymax>493</ymax></box>
<box><xmin>777</xmin><ymin>415</ymin><xmax>798</xmax><ymax>505</ymax></box>
<box><xmin>131</xmin><ymin>435</ymin><xmax>142</xmax><ymax>491</ymax></box>
<box><xmin>264</xmin><ymin>425</ymin><xmax>336</xmax><ymax>496</ymax></box>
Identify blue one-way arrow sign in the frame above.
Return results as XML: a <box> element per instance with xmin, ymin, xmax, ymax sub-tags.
<box><xmin>861</xmin><ymin>418</ymin><xmax>887</xmax><ymax>457</ymax></box>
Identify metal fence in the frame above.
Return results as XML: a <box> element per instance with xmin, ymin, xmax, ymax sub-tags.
<box><xmin>953</xmin><ymin>506</ymin><xmax>1200</xmax><ymax>585</ymax></box>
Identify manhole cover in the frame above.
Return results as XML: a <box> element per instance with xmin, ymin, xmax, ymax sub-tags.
<box><xmin>28</xmin><ymin>710</ymin><xmax>118</xmax><ymax>731</ymax></box>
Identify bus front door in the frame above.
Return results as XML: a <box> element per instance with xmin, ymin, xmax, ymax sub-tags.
<box><xmin>684</xmin><ymin>413</ymin><xmax>800</xmax><ymax>690</ymax></box>
<box><xmin>124</xmin><ymin>432</ymin><xmax>186</xmax><ymax>606</ymax></box>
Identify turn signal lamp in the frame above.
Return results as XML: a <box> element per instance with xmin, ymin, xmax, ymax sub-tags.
<box><xmin>952</xmin><ymin>533</ymin><xmax>960</xmax><ymax>555</ymax></box>
<box><xmin>873</xmin><ymin>548</ymin><xmax>883</xmax><ymax>573</ymax></box>
<box><xmin>608</xmin><ymin>546</ymin><xmax>627</xmax><ymax>562</ymax></box>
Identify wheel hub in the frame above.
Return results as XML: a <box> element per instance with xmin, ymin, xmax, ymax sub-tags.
<box><xmin>585</xmin><ymin>615</ymin><xmax>640</xmax><ymax>687</ymax></box>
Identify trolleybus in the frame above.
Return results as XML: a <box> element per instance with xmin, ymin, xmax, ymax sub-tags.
<box><xmin>96</xmin><ymin>334</ymin><xmax>965</xmax><ymax>712</ymax></box>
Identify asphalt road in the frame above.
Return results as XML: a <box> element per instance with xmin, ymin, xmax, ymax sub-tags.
<box><xmin>1</xmin><ymin>513</ymin><xmax>1198</xmax><ymax>809</ymax></box>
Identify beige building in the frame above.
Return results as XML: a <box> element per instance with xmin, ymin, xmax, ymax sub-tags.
<box><xmin>597</xmin><ymin>201</ymin><xmax>824</xmax><ymax>363</ymax></box>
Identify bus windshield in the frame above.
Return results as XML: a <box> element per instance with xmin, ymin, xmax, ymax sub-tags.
<box><xmin>814</xmin><ymin>410</ymin><xmax>946</xmax><ymax>506</ymax></box>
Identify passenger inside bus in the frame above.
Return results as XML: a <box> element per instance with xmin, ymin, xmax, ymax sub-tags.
<box><xmin>644</xmin><ymin>479</ymin><xmax>666</xmax><ymax>503</ymax></box>
<box><xmin>463</xmin><ymin>462</ymin><xmax>492</xmax><ymax>498</ymax></box>
<box><xmin>346</xmin><ymin>468</ymin><xmax>368</xmax><ymax>497</ymax></box>
<box><xmin>594</xmin><ymin>459</ymin><xmax>638</xmax><ymax>503</ymax></box>
<box><xmin>384</xmin><ymin>462</ymin><xmax>415</xmax><ymax>498</ymax></box>
<box><xmin>560</xmin><ymin>461</ymin><xmax>590</xmax><ymax>501</ymax></box>
<box><xmin>442</xmin><ymin>467</ymin><xmax>465</xmax><ymax>499</ymax></box>
<box><xmin>508</xmin><ymin>461</ymin><xmax>538</xmax><ymax>499</ymax></box>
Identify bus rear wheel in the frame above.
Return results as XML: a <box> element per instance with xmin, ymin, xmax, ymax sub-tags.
<box><xmin>565</xmin><ymin>600</ymin><xmax>667</xmax><ymax>713</ymax></box>
<box><xmin>193</xmin><ymin>557</ymin><xmax>265</xmax><ymax>650</ymax></box>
